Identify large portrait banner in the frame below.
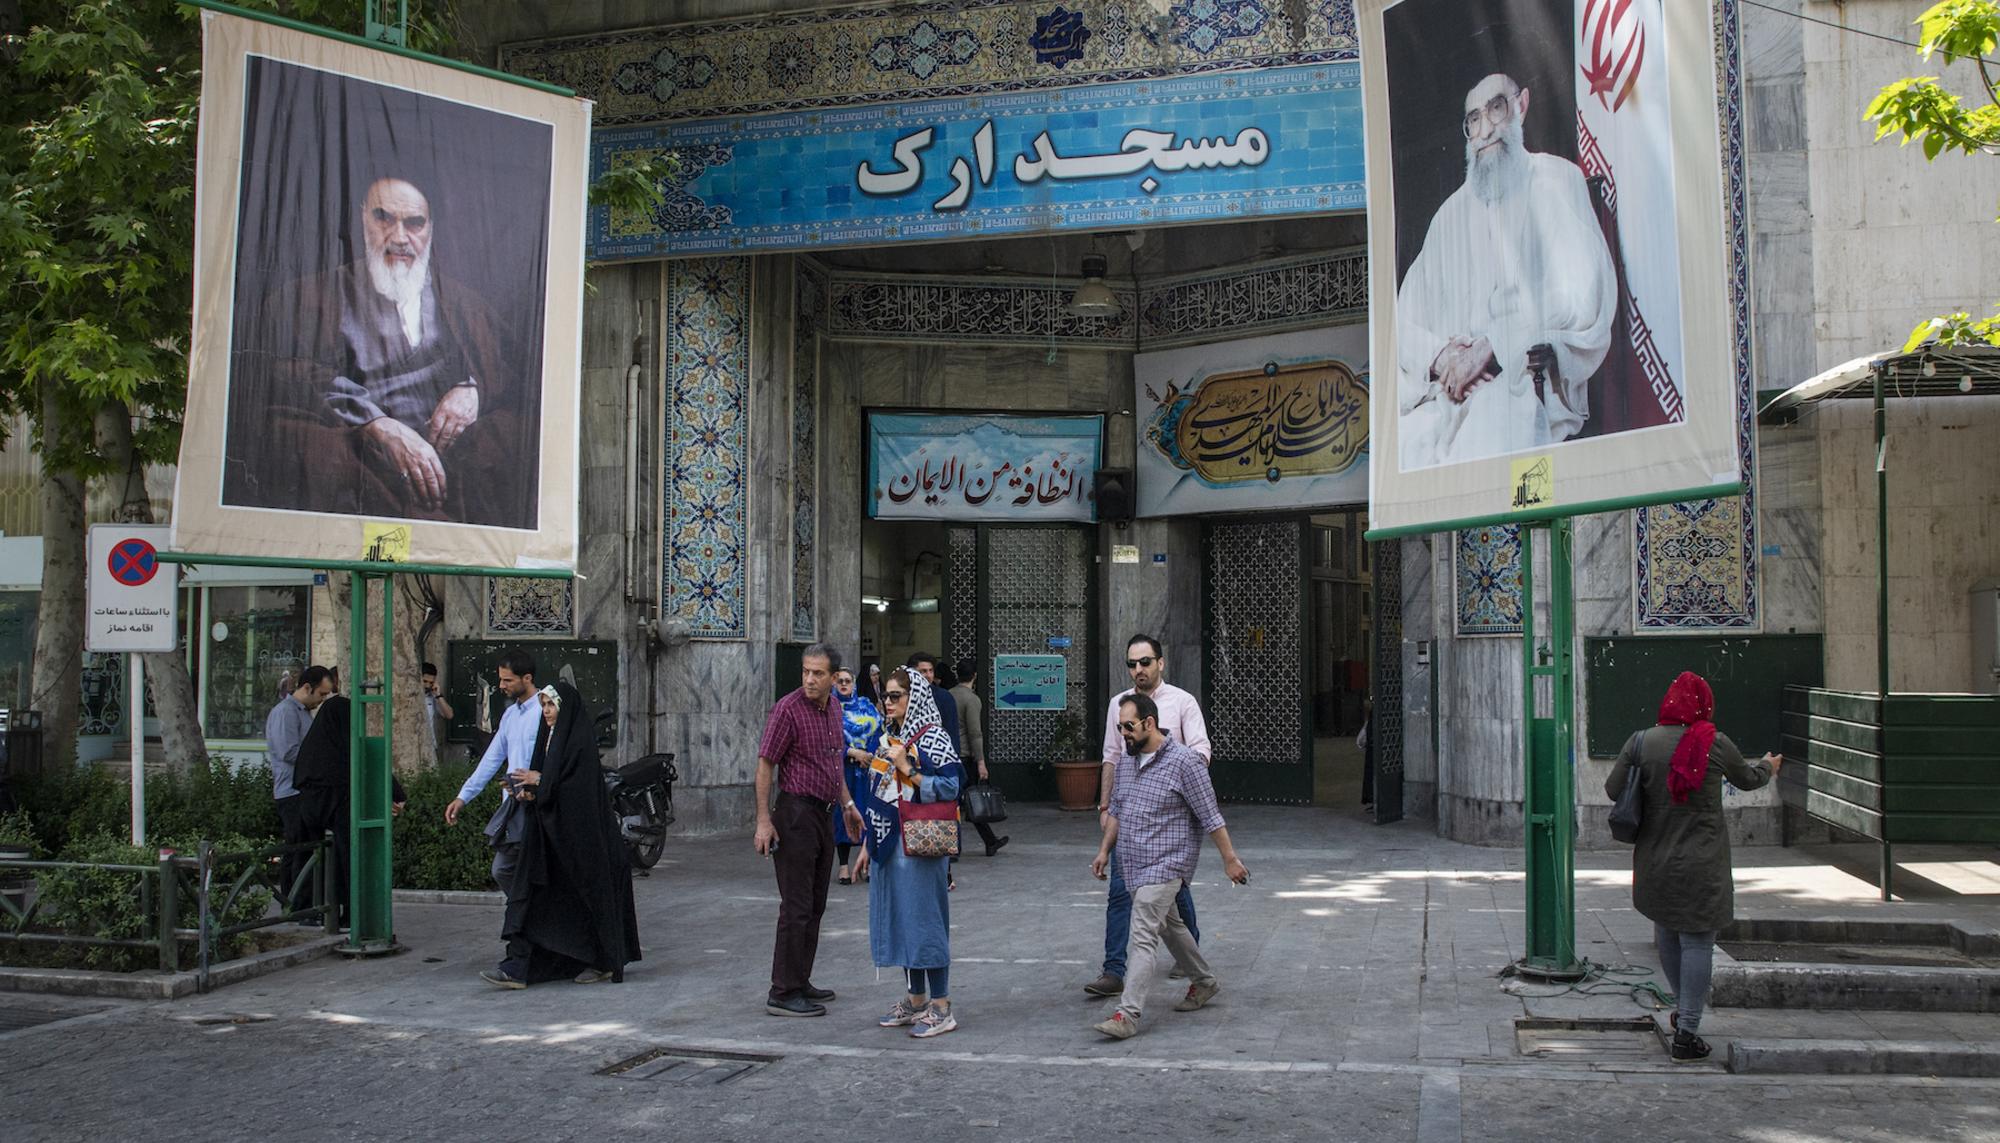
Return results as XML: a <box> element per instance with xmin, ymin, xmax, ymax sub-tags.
<box><xmin>1134</xmin><ymin>327</ymin><xmax>1370</xmax><ymax>517</ymax></box>
<box><xmin>173</xmin><ymin>10</ymin><xmax>592</xmax><ymax>570</ymax></box>
<box><xmin>1358</xmin><ymin>0</ymin><xmax>1742</xmax><ymax>536</ymax></box>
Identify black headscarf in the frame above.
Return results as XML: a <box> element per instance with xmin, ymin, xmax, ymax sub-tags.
<box><xmin>516</xmin><ymin>681</ymin><xmax>641</xmax><ymax>980</ymax></box>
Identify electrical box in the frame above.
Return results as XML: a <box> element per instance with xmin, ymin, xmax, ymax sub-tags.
<box><xmin>1972</xmin><ymin>579</ymin><xmax>2000</xmax><ymax>694</ymax></box>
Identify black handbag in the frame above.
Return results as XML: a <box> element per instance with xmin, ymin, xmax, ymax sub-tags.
<box><xmin>1608</xmin><ymin>733</ymin><xmax>1645</xmax><ymax>844</ymax></box>
<box><xmin>963</xmin><ymin>782</ymin><xmax>1008</xmax><ymax>824</ymax></box>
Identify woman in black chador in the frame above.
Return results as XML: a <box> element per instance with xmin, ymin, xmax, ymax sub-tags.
<box><xmin>512</xmin><ymin>681</ymin><xmax>642</xmax><ymax>984</ymax></box>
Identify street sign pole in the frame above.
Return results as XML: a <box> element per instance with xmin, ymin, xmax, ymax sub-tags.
<box><xmin>1518</xmin><ymin>518</ymin><xmax>1583</xmax><ymax>980</ymax></box>
<box><xmin>130</xmin><ymin>654</ymin><xmax>146</xmax><ymax>845</ymax></box>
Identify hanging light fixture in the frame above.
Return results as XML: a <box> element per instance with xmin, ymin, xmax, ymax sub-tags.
<box><xmin>1068</xmin><ymin>249</ymin><xmax>1120</xmax><ymax>318</ymax></box>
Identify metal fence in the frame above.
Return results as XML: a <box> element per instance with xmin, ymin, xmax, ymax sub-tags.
<box><xmin>0</xmin><ymin>837</ymin><xmax>333</xmax><ymax>991</ymax></box>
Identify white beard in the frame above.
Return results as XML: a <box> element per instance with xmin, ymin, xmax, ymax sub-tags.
<box><xmin>366</xmin><ymin>242</ymin><xmax>431</xmax><ymax>347</ymax></box>
<box><xmin>1466</xmin><ymin>120</ymin><xmax>1528</xmax><ymax>206</ymax></box>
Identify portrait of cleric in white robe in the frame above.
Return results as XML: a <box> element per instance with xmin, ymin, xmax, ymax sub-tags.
<box><xmin>220</xmin><ymin>57</ymin><xmax>553</xmax><ymax>529</ymax></box>
<box><xmin>1383</xmin><ymin>0</ymin><xmax>1685</xmax><ymax>473</ymax></box>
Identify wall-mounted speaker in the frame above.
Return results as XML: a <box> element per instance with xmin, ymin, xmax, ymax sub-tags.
<box><xmin>1093</xmin><ymin>468</ymin><xmax>1134</xmax><ymax>523</ymax></box>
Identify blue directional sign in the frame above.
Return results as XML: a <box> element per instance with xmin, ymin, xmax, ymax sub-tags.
<box><xmin>992</xmin><ymin>654</ymin><xmax>1067</xmax><ymax>712</ymax></box>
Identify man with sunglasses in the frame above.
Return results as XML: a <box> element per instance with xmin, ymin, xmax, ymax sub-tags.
<box><xmin>1089</xmin><ymin>691</ymin><xmax>1248</xmax><ymax>1039</ymax></box>
<box><xmin>1393</xmin><ymin>70</ymin><xmax>1615</xmax><ymax>469</ymax></box>
<box><xmin>1082</xmin><ymin>635</ymin><xmax>1210</xmax><ymax>999</ymax></box>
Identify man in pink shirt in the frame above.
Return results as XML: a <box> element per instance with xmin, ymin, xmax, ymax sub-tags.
<box><xmin>1082</xmin><ymin>634</ymin><xmax>1211</xmax><ymax>998</ymax></box>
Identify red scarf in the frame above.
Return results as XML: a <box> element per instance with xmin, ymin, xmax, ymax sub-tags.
<box><xmin>1658</xmin><ymin>671</ymin><xmax>1717</xmax><ymax>804</ymax></box>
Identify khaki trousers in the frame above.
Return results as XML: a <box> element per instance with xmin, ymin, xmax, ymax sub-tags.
<box><xmin>1116</xmin><ymin>877</ymin><xmax>1217</xmax><ymax>1021</ymax></box>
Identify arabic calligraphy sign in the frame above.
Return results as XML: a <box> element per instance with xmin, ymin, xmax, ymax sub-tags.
<box><xmin>868</xmin><ymin>413</ymin><xmax>1103</xmax><ymax>522</ymax></box>
<box><xmin>1135</xmin><ymin>327</ymin><xmax>1372</xmax><ymax>517</ymax></box>
<box><xmin>589</xmin><ymin>62</ymin><xmax>1363</xmax><ymax>259</ymax></box>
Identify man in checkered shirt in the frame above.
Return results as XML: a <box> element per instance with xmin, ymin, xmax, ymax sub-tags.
<box><xmin>1089</xmin><ymin>691</ymin><xmax>1250</xmax><ymax>1039</ymax></box>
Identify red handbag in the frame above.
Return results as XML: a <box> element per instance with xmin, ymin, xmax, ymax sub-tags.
<box><xmin>899</xmin><ymin>796</ymin><xmax>960</xmax><ymax>858</ymax></box>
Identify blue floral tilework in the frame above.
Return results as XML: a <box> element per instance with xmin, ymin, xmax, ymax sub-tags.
<box><xmin>664</xmin><ymin>257</ymin><xmax>753</xmax><ymax>640</ymax></box>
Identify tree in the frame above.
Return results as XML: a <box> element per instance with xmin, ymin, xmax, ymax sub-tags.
<box><xmin>0</xmin><ymin>1</ymin><xmax>461</xmax><ymax>771</ymax></box>
<box><xmin>1865</xmin><ymin>0</ymin><xmax>2000</xmax><ymax>350</ymax></box>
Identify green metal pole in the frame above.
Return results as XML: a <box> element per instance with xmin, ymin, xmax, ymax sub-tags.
<box><xmin>1875</xmin><ymin>364</ymin><xmax>1893</xmax><ymax>902</ymax></box>
<box><xmin>1520</xmin><ymin>520</ymin><xmax>1581</xmax><ymax>978</ymax></box>
<box><xmin>342</xmin><ymin>573</ymin><xmax>397</xmax><ymax>953</ymax></box>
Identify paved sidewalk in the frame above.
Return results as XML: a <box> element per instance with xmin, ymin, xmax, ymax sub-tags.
<box><xmin>5</xmin><ymin>804</ymin><xmax>1998</xmax><ymax>1141</ymax></box>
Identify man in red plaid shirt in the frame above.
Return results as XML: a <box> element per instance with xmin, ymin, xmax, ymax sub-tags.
<box><xmin>1089</xmin><ymin>691</ymin><xmax>1250</xmax><ymax>1040</ymax></box>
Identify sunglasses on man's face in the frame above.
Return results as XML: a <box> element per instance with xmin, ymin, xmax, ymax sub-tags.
<box><xmin>1117</xmin><ymin>719</ymin><xmax>1149</xmax><ymax>732</ymax></box>
<box><xmin>1126</xmin><ymin>656</ymin><xmax>1158</xmax><ymax>669</ymax></box>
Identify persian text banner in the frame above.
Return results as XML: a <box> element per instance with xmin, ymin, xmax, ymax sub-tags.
<box><xmin>1135</xmin><ymin>326</ymin><xmax>1370</xmax><ymax>516</ymax></box>
<box><xmin>868</xmin><ymin>413</ymin><xmax>1104</xmax><ymax>522</ymax></box>
<box><xmin>592</xmin><ymin>62</ymin><xmax>1363</xmax><ymax>258</ymax></box>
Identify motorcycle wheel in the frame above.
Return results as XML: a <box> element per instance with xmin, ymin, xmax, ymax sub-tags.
<box><xmin>630</xmin><ymin>809</ymin><xmax>667</xmax><ymax>870</ymax></box>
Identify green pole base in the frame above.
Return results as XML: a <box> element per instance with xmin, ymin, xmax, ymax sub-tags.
<box><xmin>1512</xmin><ymin>956</ymin><xmax>1590</xmax><ymax>984</ymax></box>
<box><xmin>336</xmin><ymin>936</ymin><xmax>405</xmax><ymax>958</ymax></box>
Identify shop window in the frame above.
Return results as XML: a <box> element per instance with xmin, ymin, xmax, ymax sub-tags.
<box><xmin>0</xmin><ymin>590</ymin><xmax>36</xmax><ymax>712</ymax></box>
<box><xmin>200</xmin><ymin>585</ymin><xmax>310</xmax><ymax>739</ymax></box>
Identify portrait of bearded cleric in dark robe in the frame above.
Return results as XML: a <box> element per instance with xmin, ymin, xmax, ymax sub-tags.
<box><xmin>220</xmin><ymin>56</ymin><xmax>554</xmax><ymax>529</ymax></box>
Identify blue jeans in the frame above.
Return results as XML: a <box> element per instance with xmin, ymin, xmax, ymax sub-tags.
<box><xmin>1654</xmin><ymin>925</ymin><xmax>1717</xmax><ymax>1035</ymax></box>
<box><xmin>905</xmin><ymin>965</ymin><xmax>950</xmax><ymax>1000</ymax></box>
<box><xmin>1103</xmin><ymin>844</ymin><xmax>1198</xmax><ymax>978</ymax></box>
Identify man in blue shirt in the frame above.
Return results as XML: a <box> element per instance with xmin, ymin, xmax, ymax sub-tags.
<box><xmin>445</xmin><ymin>649</ymin><xmax>541</xmax><ymax>987</ymax></box>
<box><xmin>266</xmin><ymin>665</ymin><xmax>334</xmax><ymax>916</ymax></box>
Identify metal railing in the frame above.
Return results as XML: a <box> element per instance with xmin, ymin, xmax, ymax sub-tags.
<box><xmin>0</xmin><ymin>837</ymin><xmax>335</xmax><ymax>991</ymax></box>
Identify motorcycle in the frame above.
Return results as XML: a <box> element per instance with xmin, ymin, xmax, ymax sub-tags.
<box><xmin>596</xmin><ymin>712</ymin><xmax>675</xmax><ymax>872</ymax></box>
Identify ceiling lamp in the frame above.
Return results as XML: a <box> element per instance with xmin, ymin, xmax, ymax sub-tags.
<box><xmin>1068</xmin><ymin>252</ymin><xmax>1120</xmax><ymax>318</ymax></box>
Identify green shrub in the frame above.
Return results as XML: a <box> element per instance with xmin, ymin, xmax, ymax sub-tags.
<box><xmin>0</xmin><ymin>811</ymin><xmax>37</xmax><ymax>856</ymax></box>
<box><xmin>393</xmin><ymin>764</ymin><xmax>497</xmax><ymax>892</ymax></box>
<box><xmin>15</xmin><ymin>760</ymin><xmax>282</xmax><ymax>857</ymax></box>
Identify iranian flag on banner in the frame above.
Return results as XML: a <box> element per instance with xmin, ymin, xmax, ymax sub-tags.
<box><xmin>1574</xmin><ymin>0</ymin><xmax>1686</xmax><ymax>433</ymax></box>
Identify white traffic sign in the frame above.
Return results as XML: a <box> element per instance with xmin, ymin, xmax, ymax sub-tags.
<box><xmin>87</xmin><ymin>524</ymin><xmax>178</xmax><ymax>652</ymax></box>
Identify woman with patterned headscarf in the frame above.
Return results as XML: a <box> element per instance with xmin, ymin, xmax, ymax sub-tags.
<box><xmin>858</xmin><ymin>668</ymin><xmax>963</xmax><ymax>1039</ymax></box>
<box><xmin>1606</xmin><ymin>670</ymin><xmax>1781</xmax><ymax>1064</ymax></box>
<box><xmin>832</xmin><ymin>664</ymin><xmax>883</xmax><ymax>885</ymax></box>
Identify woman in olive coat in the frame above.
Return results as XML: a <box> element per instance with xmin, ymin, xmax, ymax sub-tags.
<box><xmin>1605</xmin><ymin>670</ymin><xmax>1781</xmax><ymax>1064</ymax></box>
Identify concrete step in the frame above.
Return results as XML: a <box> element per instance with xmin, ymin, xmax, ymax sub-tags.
<box><xmin>1709</xmin><ymin>961</ymin><xmax>2000</xmax><ymax>1012</ymax></box>
<box><xmin>1728</xmin><ymin>1038</ymin><xmax>2000</xmax><ymax>1077</ymax></box>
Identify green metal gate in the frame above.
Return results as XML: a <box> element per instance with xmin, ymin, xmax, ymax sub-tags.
<box><xmin>1201</xmin><ymin>516</ymin><xmax>1312</xmax><ymax>804</ymax></box>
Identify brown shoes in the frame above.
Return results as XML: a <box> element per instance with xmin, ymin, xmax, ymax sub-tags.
<box><xmin>1082</xmin><ymin>973</ymin><xmax>1124</xmax><ymax>997</ymax></box>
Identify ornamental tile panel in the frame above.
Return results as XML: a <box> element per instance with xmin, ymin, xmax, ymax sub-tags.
<box><xmin>792</xmin><ymin>259</ymin><xmax>829</xmax><ymax>642</ymax></box>
<box><xmin>664</xmin><ymin>257</ymin><xmax>753</xmax><ymax>640</ymax></box>
<box><xmin>487</xmin><ymin>578</ymin><xmax>576</xmax><ymax>636</ymax></box>
<box><xmin>1455</xmin><ymin>525</ymin><xmax>1523</xmax><ymax>637</ymax></box>
<box><xmin>499</xmin><ymin>0</ymin><xmax>1359</xmax><ymax>126</ymax></box>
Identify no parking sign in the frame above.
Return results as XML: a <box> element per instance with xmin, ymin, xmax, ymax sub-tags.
<box><xmin>87</xmin><ymin>524</ymin><xmax>178</xmax><ymax>652</ymax></box>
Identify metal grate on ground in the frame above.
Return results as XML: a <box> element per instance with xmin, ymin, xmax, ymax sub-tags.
<box><xmin>598</xmin><ymin>1047</ymin><xmax>780</xmax><ymax>1086</ymax></box>
<box><xmin>1514</xmin><ymin>1017</ymin><xmax>1664</xmax><ymax>1061</ymax></box>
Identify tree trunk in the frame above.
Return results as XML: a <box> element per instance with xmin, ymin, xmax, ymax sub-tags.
<box><xmin>96</xmin><ymin>403</ymin><xmax>207</xmax><ymax>772</ymax></box>
<box><xmin>28</xmin><ymin>379</ymin><xmax>85</xmax><ymax>776</ymax></box>
<box><xmin>325</xmin><ymin>571</ymin><xmax>429</xmax><ymax>775</ymax></box>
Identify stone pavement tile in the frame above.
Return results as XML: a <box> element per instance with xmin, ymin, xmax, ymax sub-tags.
<box><xmin>1857</xmin><ymin>1009</ymin><xmax>1982</xmax><ymax>1042</ymax></box>
<box><xmin>1704</xmin><ymin>1008</ymin><xmax>1879</xmax><ymax>1040</ymax></box>
<box><xmin>1933</xmin><ymin>1012</ymin><xmax>2000</xmax><ymax>1039</ymax></box>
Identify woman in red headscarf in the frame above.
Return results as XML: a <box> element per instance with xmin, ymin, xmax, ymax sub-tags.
<box><xmin>1606</xmin><ymin>671</ymin><xmax>1782</xmax><ymax>1064</ymax></box>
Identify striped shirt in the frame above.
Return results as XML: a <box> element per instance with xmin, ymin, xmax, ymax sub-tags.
<box><xmin>1108</xmin><ymin>737</ymin><xmax>1226</xmax><ymax>891</ymax></box>
<box><xmin>759</xmin><ymin>688</ymin><xmax>847</xmax><ymax>804</ymax></box>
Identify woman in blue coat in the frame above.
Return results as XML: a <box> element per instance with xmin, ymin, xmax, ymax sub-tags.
<box><xmin>858</xmin><ymin>668</ymin><xmax>961</xmax><ymax>1039</ymax></box>
<box><xmin>832</xmin><ymin>665</ymin><xmax>882</xmax><ymax>885</ymax></box>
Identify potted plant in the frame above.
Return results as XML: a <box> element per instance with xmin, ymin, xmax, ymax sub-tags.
<box><xmin>1048</xmin><ymin>710</ymin><xmax>1099</xmax><ymax>811</ymax></box>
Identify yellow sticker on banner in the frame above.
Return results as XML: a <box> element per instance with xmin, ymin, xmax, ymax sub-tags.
<box><xmin>361</xmin><ymin>523</ymin><xmax>412</xmax><ymax>563</ymax></box>
<box><xmin>1509</xmin><ymin>455</ymin><xmax>1554</xmax><ymax>511</ymax></box>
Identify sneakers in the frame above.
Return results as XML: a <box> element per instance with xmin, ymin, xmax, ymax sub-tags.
<box><xmin>1092</xmin><ymin>1011</ymin><xmax>1139</xmax><ymax>1039</ymax></box>
<box><xmin>1670</xmin><ymin>1030</ymin><xmax>1712</xmax><ymax>1063</ymax></box>
<box><xmin>574</xmin><ymin>968</ymin><xmax>618</xmax><ymax>984</ymax></box>
<box><xmin>878</xmin><ymin>997</ymin><xmax>925</xmax><ymax>1027</ymax></box>
<box><xmin>1082</xmin><ymin>973</ymin><xmax>1125</xmax><ymax>997</ymax></box>
<box><xmin>910</xmin><ymin>1005</ymin><xmax>958</xmax><ymax>1039</ymax></box>
<box><xmin>1173</xmin><ymin>980</ymin><xmax>1220</xmax><ymax>1011</ymax></box>
<box><xmin>803</xmin><ymin>984</ymin><xmax>836</xmax><ymax>1002</ymax></box>
<box><xmin>479</xmin><ymin>968</ymin><xmax>526</xmax><ymax>990</ymax></box>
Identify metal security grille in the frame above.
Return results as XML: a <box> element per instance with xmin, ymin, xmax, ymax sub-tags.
<box><xmin>1203</xmin><ymin>518</ymin><xmax>1310</xmax><ymax>804</ymax></box>
<box><xmin>946</xmin><ymin>525</ymin><xmax>979</xmax><ymax>670</ymax></box>
<box><xmin>982</xmin><ymin>526</ymin><xmax>1093</xmax><ymax>775</ymax></box>
<box><xmin>1372</xmin><ymin>538</ymin><xmax>1405</xmax><ymax>824</ymax></box>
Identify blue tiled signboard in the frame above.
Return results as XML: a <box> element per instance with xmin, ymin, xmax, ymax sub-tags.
<box><xmin>590</xmin><ymin>61</ymin><xmax>1364</xmax><ymax>258</ymax></box>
